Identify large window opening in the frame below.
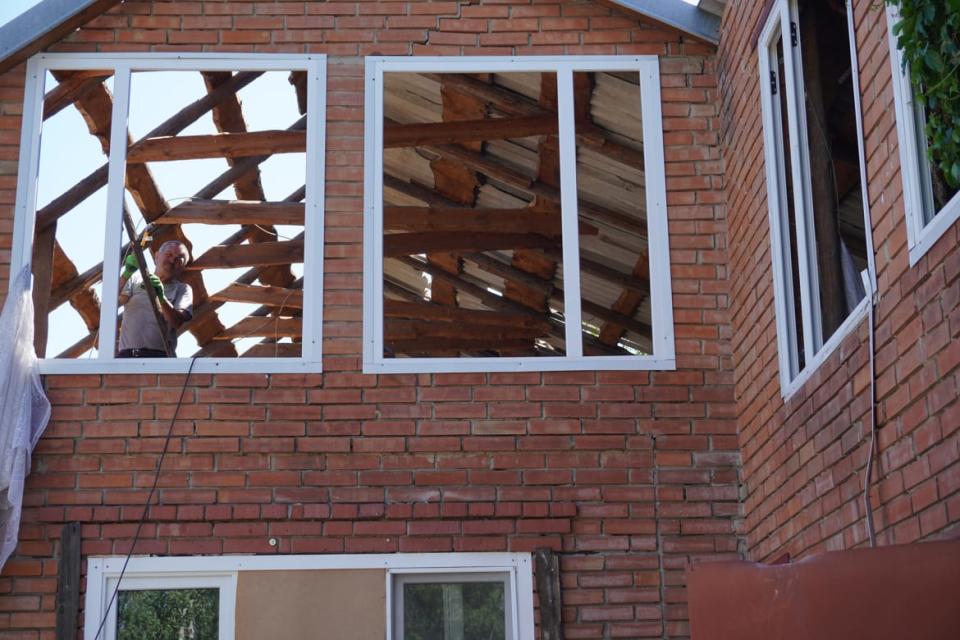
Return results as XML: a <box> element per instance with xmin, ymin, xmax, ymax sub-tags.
<box><xmin>12</xmin><ymin>54</ymin><xmax>325</xmax><ymax>374</ymax></box>
<box><xmin>364</xmin><ymin>57</ymin><xmax>674</xmax><ymax>374</ymax></box>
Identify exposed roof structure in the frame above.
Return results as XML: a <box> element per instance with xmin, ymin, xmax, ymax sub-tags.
<box><xmin>380</xmin><ymin>70</ymin><xmax>653</xmax><ymax>358</ymax></box>
<box><xmin>34</xmin><ymin>67</ymin><xmax>309</xmax><ymax>359</ymax></box>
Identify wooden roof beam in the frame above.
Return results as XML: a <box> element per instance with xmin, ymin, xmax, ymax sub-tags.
<box><xmin>158</xmin><ymin>200</ymin><xmax>304</xmax><ymax>226</ymax></box>
<box><xmin>384</xmin><ymin>231</ymin><xmax>558</xmax><ymax>257</ymax></box>
<box><xmin>384</xmin><ymin>206</ymin><xmax>598</xmax><ymax>236</ymax></box>
<box><xmin>385</xmin><ymin>299</ymin><xmax>550</xmax><ymax>331</ymax></box>
<box><xmin>424</xmin><ymin>73</ymin><xmax>646</xmax><ymax>169</ymax></box>
<box><xmin>43</xmin><ymin>70</ymin><xmax>113</xmax><ymax>120</ymax></box>
<box><xmin>384</xmin><ymin>115</ymin><xmax>558</xmax><ymax>148</ymax></box>
<box><xmin>210</xmin><ymin>283</ymin><xmax>304</xmax><ymax>309</ymax></box>
<box><xmin>126</xmin><ymin>130</ymin><xmax>305</xmax><ymax>163</ymax></box>
<box><xmin>425</xmin><ymin>143</ymin><xmax>647</xmax><ymax>238</ymax></box>
<box><xmin>189</xmin><ymin>237</ymin><xmax>304</xmax><ymax>270</ymax></box>
<box><xmin>213</xmin><ymin>316</ymin><xmax>302</xmax><ymax>339</ymax></box>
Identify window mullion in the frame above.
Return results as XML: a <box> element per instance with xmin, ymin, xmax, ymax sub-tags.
<box><xmin>98</xmin><ymin>65</ymin><xmax>132</xmax><ymax>362</ymax></box>
<box><xmin>11</xmin><ymin>57</ymin><xmax>46</xmax><ymax>275</ymax></box>
<box><xmin>303</xmin><ymin>58</ymin><xmax>325</xmax><ymax>363</ymax></box>
<box><xmin>556</xmin><ymin>66</ymin><xmax>583</xmax><ymax>359</ymax></box>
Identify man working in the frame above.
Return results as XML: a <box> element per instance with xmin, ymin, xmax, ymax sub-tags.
<box><xmin>117</xmin><ymin>240</ymin><xmax>193</xmax><ymax>358</ymax></box>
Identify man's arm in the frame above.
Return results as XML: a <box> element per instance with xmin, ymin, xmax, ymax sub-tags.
<box><xmin>118</xmin><ymin>254</ymin><xmax>138</xmax><ymax>304</ymax></box>
<box><xmin>154</xmin><ymin>278</ymin><xmax>192</xmax><ymax>330</ymax></box>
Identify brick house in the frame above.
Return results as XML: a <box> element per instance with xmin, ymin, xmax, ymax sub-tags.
<box><xmin>0</xmin><ymin>0</ymin><xmax>955</xmax><ymax>638</ymax></box>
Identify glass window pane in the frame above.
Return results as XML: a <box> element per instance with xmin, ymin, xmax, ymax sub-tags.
<box><xmin>117</xmin><ymin>588</ymin><xmax>218</xmax><ymax>640</ymax></box>
<box><xmin>795</xmin><ymin>0</ymin><xmax>867</xmax><ymax>344</ymax></box>
<box><xmin>403</xmin><ymin>581</ymin><xmax>506</xmax><ymax>640</ymax></box>
<box><xmin>772</xmin><ymin>36</ymin><xmax>806</xmax><ymax>372</ymax></box>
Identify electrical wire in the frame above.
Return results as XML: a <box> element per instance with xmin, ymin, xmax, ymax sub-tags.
<box><xmin>863</xmin><ymin>285</ymin><xmax>878</xmax><ymax>547</ymax></box>
<box><xmin>92</xmin><ymin>355</ymin><xmax>198</xmax><ymax>640</ymax></box>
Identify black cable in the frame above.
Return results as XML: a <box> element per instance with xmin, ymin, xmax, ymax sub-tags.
<box><xmin>93</xmin><ymin>355</ymin><xmax>198</xmax><ymax>640</ymax></box>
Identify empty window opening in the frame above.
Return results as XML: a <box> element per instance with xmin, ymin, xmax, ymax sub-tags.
<box><xmin>365</xmin><ymin>57</ymin><xmax>674</xmax><ymax>373</ymax></box>
<box><xmin>14</xmin><ymin>55</ymin><xmax>325</xmax><ymax>373</ymax></box>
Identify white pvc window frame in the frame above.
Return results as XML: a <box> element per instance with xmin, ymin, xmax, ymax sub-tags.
<box><xmin>885</xmin><ymin>4</ymin><xmax>960</xmax><ymax>266</ymax></box>
<box><xmin>11</xmin><ymin>53</ymin><xmax>326</xmax><ymax>375</ymax></box>
<box><xmin>392</xmin><ymin>571</ymin><xmax>517</xmax><ymax>640</ymax></box>
<box><xmin>758</xmin><ymin>0</ymin><xmax>875</xmax><ymax>398</ymax></box>
<box><xmin>362</xmin><ymin>56</ymin><xmax>674</xmax><ymax>374</ymax></box>
<box><xmin>85</xmin><ymin>553</ymin><xmax>534</xmax><ymax>640</ymax></box>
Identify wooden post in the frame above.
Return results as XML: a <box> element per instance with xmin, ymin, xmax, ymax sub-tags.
<box><xmin>55</xmin><ymin>522</ymin><xmax>81</xmax><ymax>640</ymax></box>
<box><xmin>534</xmin><ymin>548</ymin><xmax>563</xmax><ymax>640</ymax></box>
<box><xmin>31</xmin><ymin>224</ymin><xmax>57</xmax><ymax>357</ymax></box>
<box><xmin>120</xmin><ymin>207</ymin><xmax>173</xmax><ymax>356</ymax></box>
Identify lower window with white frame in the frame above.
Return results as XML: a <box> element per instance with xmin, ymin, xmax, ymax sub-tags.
<box><xmin>758</xmin><ymin>0</ymin><xmax>875</xmax><ymax>395</ymax></box>
<box><xmin>85</xmin><ymin>553</ymin><xmax>534</xmax><ymax>640</ymax></box>
<box><xmin>363</xmin><ymin>56</ymin><xmax>674</xmax><ymax>374</ymax></box>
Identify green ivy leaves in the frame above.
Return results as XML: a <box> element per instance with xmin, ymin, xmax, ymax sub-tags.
<box><xmin>889</xmin><ymin>0</ymin><xmax>960</xmax><ymax>189</ymax></box>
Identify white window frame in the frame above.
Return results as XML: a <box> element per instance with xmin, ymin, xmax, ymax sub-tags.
<box><xmin>85</xmin><ymin>569</ymin><xmax>237</xmax><ymax>640</ymax></box>
<box><xmin>885</xmin><ymin>4</ymin><xmax>960</xmax><ymax>266</ymax></box>
<box><xmin>391</xmin><ymin>571</ymin><xmax>517</xmax><ymax>640</ymax></box>
<box><xmin>84</xmin><ymin>553</ymin><xmax>534</xmax><ymax>640</ymax></box>
<box><xmin>758</xmin><ymin>0</ymin><xmax>876</xmax><ymax>398</ymax></box>
<box><xmin>11</xmin><ymin>53</ymin><xmax>326</xmax><ymax>375</ymax></box>
<box><xmin>362</xmin><ymin>56</ymin><xmax>674</xmax><ymax>374</ymax></box>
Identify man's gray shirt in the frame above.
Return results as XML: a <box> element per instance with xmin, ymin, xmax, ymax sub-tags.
<box><xmin>119</xmin><ymin>273</ymin><xmax>193</xmax><ymax>352</ymax></box>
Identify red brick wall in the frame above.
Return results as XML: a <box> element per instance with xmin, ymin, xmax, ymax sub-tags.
<box><xmin>718</xmin><ymin>0</ymin><xmax>960</xmax><ymax>564</ymax></box>
<box><xmin>0</xmin><ymin>1</ymin><xmax>738</xmax><ymax>637</ymax></box>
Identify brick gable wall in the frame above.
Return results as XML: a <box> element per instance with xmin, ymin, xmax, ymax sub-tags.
<box><xmin>0</xmin><ymin>1</ymin><xmax>737</xmax><ymax>637</ymax></box>
<box><xmin>719</xmin><ymin>0</ymin><xmax>960</xmax><ymax>564</ymax></box>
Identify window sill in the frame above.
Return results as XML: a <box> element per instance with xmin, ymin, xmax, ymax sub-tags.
<box><xmin>363</xmin><ymin>355</ymin><xmax>676</xmax><ymax>375</ymax></box>
<box><xmin>908</xmin><ymin>189</ymin><xmax>960</xmax><ymax>267</ymax></box>
<box><xmin>779</xmin><ymin>295</ymin><xmax>870</xmax><ymax>400</ymax></box>
<box><xmin>38</xmin><ymin>356</ymin><xmax>322</xmax><ymax>376</ymax></box>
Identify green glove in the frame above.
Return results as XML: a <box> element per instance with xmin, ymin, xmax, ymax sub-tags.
<box><xmin>147</xmin><ymin>274</ymin><xmax>167</xmax><ymax>302</ymax></box>
<box><xmin>122</xmin><ymin>254</ymin><xmax>139</xmax><ymax>279</ymax></box>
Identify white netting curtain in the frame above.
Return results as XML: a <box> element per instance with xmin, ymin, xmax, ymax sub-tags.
<box><xmin>0</xmin><ymin>266</ymin><xmax>51</xmax><ymax>570</ymax></box>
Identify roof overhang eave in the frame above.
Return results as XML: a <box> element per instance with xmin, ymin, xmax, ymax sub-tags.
<box><xmin>0</xmin><ymin>0</ymin><xmax>124</xmax><ymax>74</ymax></box>
<box><xmin>601</xmin><ymin>0</ymin><xmax>721</xmax><ymax>45</ymax></box>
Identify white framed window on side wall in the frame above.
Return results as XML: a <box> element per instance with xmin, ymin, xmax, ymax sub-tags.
<box><xmin>885</xmin><ymin>4</ymin><xmax>960</xmax><ymax>266</ymax></box>
<box><xmin>84</xmin><ymin>553</ymin><xmax>535</xmax><ymax>640</ymax></box>
<box><xmin>362</xmin><ymin>56</ymin><xmax>674</xmax><ymax>374</ymax></box>
<box><xmin>11</xmin><ymin>53</ymin><xmax>325</xmax><ymax>375</ymax></box>
<box><xmin>757</xmin><ymin>0</ymin><xmax>877</xmax><ymax>397</ymax></box>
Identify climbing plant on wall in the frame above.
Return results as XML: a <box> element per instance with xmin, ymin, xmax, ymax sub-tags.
<box><xmin>888</xmin><ymin>0</ymin><xmax>960</xmax><ymax>192</ymax></box>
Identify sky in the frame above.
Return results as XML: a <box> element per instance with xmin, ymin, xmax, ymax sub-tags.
<box><xmin>0</xmin><ymin>0</ymin><xmax>42</xmax><ymax>27</ymax></box>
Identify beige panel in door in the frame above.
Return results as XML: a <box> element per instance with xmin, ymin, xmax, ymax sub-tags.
<box><xmin>236</xmin><ymin>569</ymin><xmax>386</xmax><ymax>639</ymax></box>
